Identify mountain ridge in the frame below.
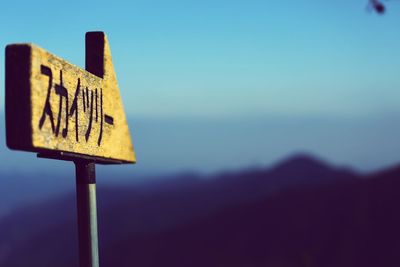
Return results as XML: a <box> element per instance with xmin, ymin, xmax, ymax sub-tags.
<box><xmin>99</xmin><ymin>163</ymin><xmax>400</xmax><ymax>267</ymax></box>
<box><xmin>0</xmin><ymin>153</ymin><xmax>363</xmax><ymax>267</ymax></box>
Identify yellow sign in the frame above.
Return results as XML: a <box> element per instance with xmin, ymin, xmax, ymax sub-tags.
<box><xmin>5</xmin><ymin>32</ymin><xmax>135</xmax><ymax>163</ymax></box>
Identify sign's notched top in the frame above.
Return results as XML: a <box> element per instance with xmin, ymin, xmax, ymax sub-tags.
<box><xmin>5</xmin><ymin>32</ymin><xmax>135</xmax><ymax>164</ymax></box>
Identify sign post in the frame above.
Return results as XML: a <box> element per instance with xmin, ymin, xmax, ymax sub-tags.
<box><xmin>75</xmin><ymin>161</ymin><xmax>99</xmax><ymax>267</ymax></box>
<box><xmin>5</xmin><ymin>32</ymin><xmax>136</xmax><ymax>267</ymax></box>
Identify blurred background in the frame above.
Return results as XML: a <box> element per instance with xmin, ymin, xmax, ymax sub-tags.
<box><xmin>1</xmin><ymin>0</ymin><xmax>400</xmax><ymax>266</ymax></box>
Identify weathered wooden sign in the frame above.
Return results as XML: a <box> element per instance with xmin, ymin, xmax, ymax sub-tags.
<box><xmin>5</xmin><ymin>32</ymin><xmax>135</xmax><ymax>163</ymax></box>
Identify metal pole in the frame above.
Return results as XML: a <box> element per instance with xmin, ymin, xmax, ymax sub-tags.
<box><xmin>75</xmin><ymin>161</ymin><xmax>99</xmax><ymax>267</ymax></box>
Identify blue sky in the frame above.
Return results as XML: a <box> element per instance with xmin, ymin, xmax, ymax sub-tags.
<box><xmin>1</xmin><ymin>0</ymin><xmax>400</xmax><ymax>174</ymax></box>
<box><xmin>2</xmin><ymin>0</ymin><xmax>400</xmax><ymax>117</ymax></box>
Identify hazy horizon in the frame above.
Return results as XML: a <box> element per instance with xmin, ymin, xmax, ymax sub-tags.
<box><xmin>1</xmin><ymin>111</ymin><xmax>400</xmax><ymax>177</ymax></box>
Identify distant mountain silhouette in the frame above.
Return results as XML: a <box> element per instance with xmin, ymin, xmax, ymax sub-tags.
<box><xmin>1</xmin><ymin>154</ymin><xmax>396</xmax><ymax>267</ymax></box>
<box><xmin>103</xmin><ymin>165</ymin><xmax>400</xmax><ymax>267</ymax></box>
